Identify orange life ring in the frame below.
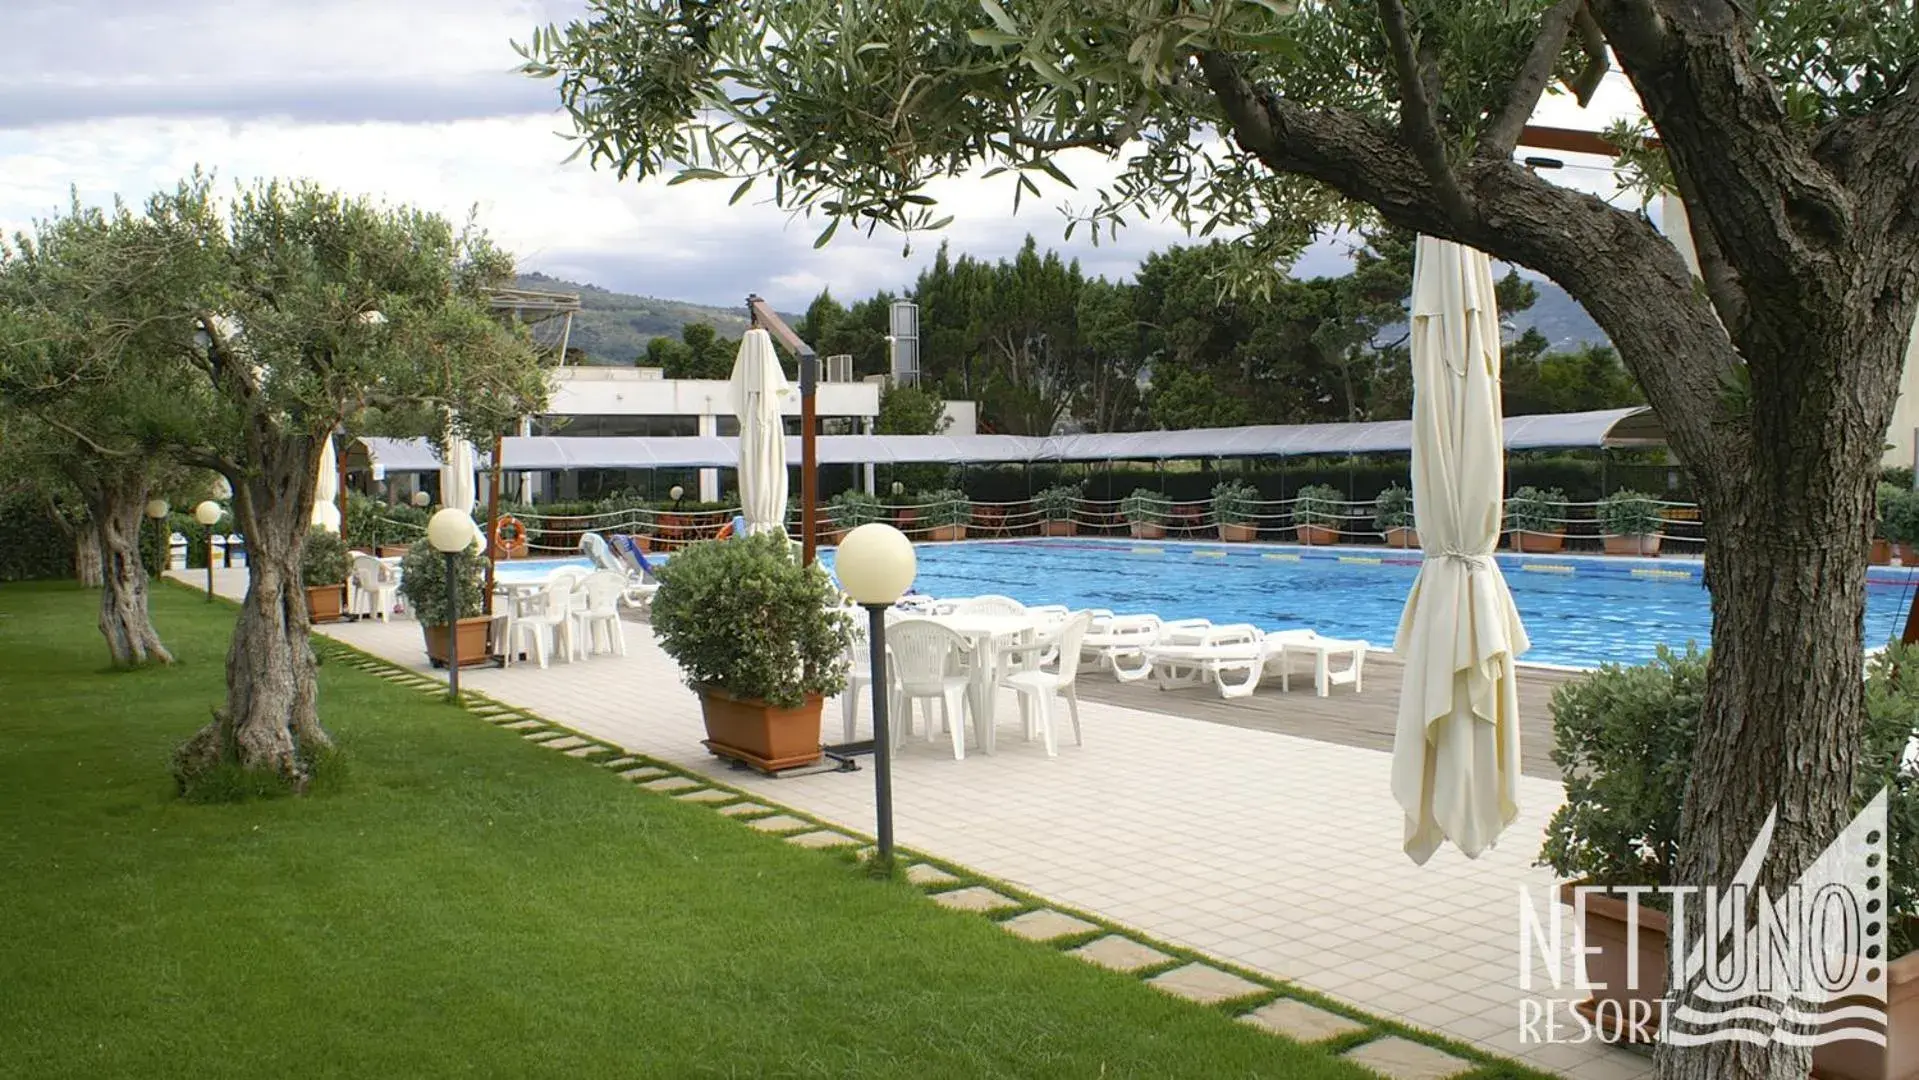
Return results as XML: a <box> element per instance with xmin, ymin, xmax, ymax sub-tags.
<box><xmin>714</xmin><ymin>520</ymin><xmax>736</xmax><ymax>540</ymax></box>
<box><xmin>493</xmin><ymin>515</ymin><xmax>529</xmax><ymax>559</ymax></box>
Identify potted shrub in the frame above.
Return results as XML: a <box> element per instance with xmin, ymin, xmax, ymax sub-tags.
<box><xmin>1034</xmin><ymin>483</ymin><xmax>1082</xmax><ymax>537</ymax></box>
<box><xmin>919</xmin><ymin>489</ymin><xmax>971</xmax><ymax>542</ymax></box>
<box><xmin>1292</xmin><ymin>483</ymin><xmax>1345</xmax><ymax>545</ymax></box>
<box><xmin>1122</xmin><ymin>488</ymin><xmax>1171</xmax><ymax>540</ymax></box>
<box><xmin>829</xmin><ymin>489</ymin><xmax>883</xmax><ymax>546</ymax></box>
<box><xmin>1887</xmin><ymin>486</ymin><xmax>1919</xmax><ymax>566</ymax></box>
<box><xmin>1540</xmin><ymin>644</ymin><xmax>1919</xmax><ymax>1075</ymax></box>
<box><xmin>1374</xmin><ymin>484</ymin><xmax>1417</xmax><ymax>548</ymax></box>
<box><xmin>300</xmin><ymin>527</ymin><xmax>352</xmax><ymax>623</ymax></box>
<box><xmin>1598</xmin><ymin>489</ymin><xmax>1664</xmax><ymax>556</ymax></box>
<box><xmin>1873</xmin><ymin>483</ymin><xmax>1900</xmax><ymax>565</ymax></box>
<box><xmin>1212</xmin><ymin>480</ymin><xmax>1260</xmax><ymax>542</ymax></box>
<box><xmin>1505</xmin><ymin>486</ymin><xmax>1568</xmax><ymax>553</ymax></box>
<box><xmin>651</xmin><ymin>532</ymin><xmax>852</xmax><ymax>772</ymax></box>
<box><xmin>397</xmin><ymin>541</ymin><xmax>493</xmax><ymax>668</ymax></box>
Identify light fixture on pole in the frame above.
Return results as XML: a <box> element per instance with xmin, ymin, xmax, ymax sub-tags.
<box><xmin>194</xmin><ymin>501</ymin><xmax>223</xmax><ymax>602</ymax></box>
<box><xmin>426</xmin><ymin>507</ymin><xmax>478</xmax><ymax>703</ymax></box>
<box><xmin>145</xmin><ymin>500</ymin><xmax>170</xmax><ymax>576</ymax></box>
<box><xmin>832</xmin><ymin>523</ymin><xmax>917</xmax><ymax>870</ymax></box>
<box><xmin>411</xmin><ymin>490</ymin><xmax>432</xmax><ymax>509</ymax></box>
<box><xmin>669</xmin><ymin>484</ymin><xmax>685</xmax><ymax>510</ymax></box>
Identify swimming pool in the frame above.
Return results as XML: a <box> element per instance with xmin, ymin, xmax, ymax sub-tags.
<box><xmin>827</xmin><ymin>539</ymin><xmax>1919</xmax><ymax>669</ymax></box>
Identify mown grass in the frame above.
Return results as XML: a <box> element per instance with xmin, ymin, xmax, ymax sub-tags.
<box><xmin>0</xmin><ymin>581</ymin><xmax>1373</xmax><ymax>1079</ymax></box>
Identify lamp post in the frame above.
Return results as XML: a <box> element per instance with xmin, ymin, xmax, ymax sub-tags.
<box><xmin>144</xmin><ymin>500</ymin><xmax>170</xmax><ymax>577</ymax></box>
<box><xmin>832</xmin><ymin>523</ymin><xmax>917</xmax><ymax>869</ymax></box>
<box><xmin>411</xmin><ymin>490</ymin><xmax>431</xmax><ymax>509</ymax></box>
<box><xmin>669</xmin><ymin>484</ymin><xmax>685</xmax><ymax>510</ymax></box>
<box><xmin>426</xmin><ymin>507</ymin><xmax>478</xmax><ymax>703</ymax></box>
<box><xmin>194</xmin><ymin>501</ymin><xmax>222</xmax><ymax>602</ymax></box>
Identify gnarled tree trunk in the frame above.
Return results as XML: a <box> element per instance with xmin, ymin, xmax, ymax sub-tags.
<box><xmin>74</xmin><ymin>517</ymin><xmax>103</xmax><ymax>588</ymax></box>
<box><xmin>173</xmin><ymin>435</ymin><xmax>331</xmax><ymax>791</ymax></box>
<box><xmin>87</xmin><ymin>477</ymin><xmax>172</xmax><ymax>667</ymax></box>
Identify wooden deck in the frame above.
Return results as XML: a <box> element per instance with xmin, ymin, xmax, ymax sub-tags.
<box><xmin>1073</xmin><ymin>652</ymin><xmax>1579</xmax><ymax>781</ymax></box>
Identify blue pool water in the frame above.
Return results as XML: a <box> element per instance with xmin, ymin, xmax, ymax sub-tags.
<box><xmin>492</xmin><ymin>557</ymin><xmax>595</xmax><ymax>584</ymax></box>
<box><xmin>827</xmin><ymin>539</ymin><xmax>1919</xmax><ymax>669</ymax></box>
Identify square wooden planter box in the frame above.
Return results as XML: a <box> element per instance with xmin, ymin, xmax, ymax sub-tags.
<box><xmin>1042</xmin><ymin>520</ymin><xmax>1077</xmax><ymax>537</ymax></box>
<box><xmin>1217</xmin><ymin>523</ymin><xmax>1257</xmax><ymax>542</ymax></box>
<box><xmin>306</xmin><ymin>583</ymin><xmax>348</xmax><ymax>624</ymax></box>
<box><xmin>1384</xmin><ymin>527</ymin><xmax>1419</xmax><ymax>549</ymax></box>
<box><xmin>1602</xmin><ymin>534</ymin><xmax>1663</xmax><ymax>556</ymax></box>
<box><xmin>1512</xmin><ymin>530</ymin><xmax>1566</xmax><ymax>554</ymax></box>
<box><xmin>697</xmin><ymin>687</ymin><xmax>824</xmax><ymax>774</ymax></box>
<box><xmin>1295</xmin><ymin>524</ymin><xmax>1340</xmax><ymax>545</ymax></box>
<box><xmin>421</xmin><ymin>617</ymin><xmax>495</xmax><ymax>669</ymax></box>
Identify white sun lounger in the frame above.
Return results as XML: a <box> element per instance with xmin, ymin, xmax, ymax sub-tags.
<box><xmin>1138</xmin><ymin>627</ymin><xmax>1368</xmax><ymax>699</ymax></box>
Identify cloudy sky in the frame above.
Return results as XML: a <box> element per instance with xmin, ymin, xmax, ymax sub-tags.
<box><xmin>0</xmin><ymin>0</ymin><xmax>1646</xmax><ymax>310</ymax></box>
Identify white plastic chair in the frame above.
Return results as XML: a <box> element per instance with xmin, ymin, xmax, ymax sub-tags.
<box><xmin>577</xmin><ymin>570</ymin><xmax>628</xmax><ymax>657</ymax></box>
<box><xmin>349</xmin><ymin>554</ymin><xmax>398</xmax><ymax>621</ymax></box>
<box><xmin>509</xmin><ymin>579</ymin><xmax>579</xmax><ymax>669</ymax></box>
<box><xmin>885</xmin><ymin>620</ymin><xmax>977</xmax><ymax>760</ymax></box>
<box><xmin>951</xmin><ymin>594</ymin><xmax>1027</xmax><ymax>617</ymax></box>
<box><xmin>999</xmin><ymin>611</ymin><xmax>1094</xmax><ymax>757</ymax></box>
<box><xmin>839</xmin><ymin>617</ymin><xmax>876</xmax><ymax>742</ymax></box>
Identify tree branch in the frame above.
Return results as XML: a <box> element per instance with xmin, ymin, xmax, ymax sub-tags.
<box><xmin>1376</xmin><ymin>0</ymin><xmax>1470</xmax><ymax>220</ymax></box>
<box><xmin>1009</xmin><ymin>96</ymin><xmax>1153</xmax><ymax>153</ymax></box>
<box><xmin>1476</xmin><ymin>0</ymin><xmax>1587</xmax><ymax>160</ymax></box>
<box><xmin>34</xmin><ymin>413</ymin><xmax>136</xmax><ymax>460</ymax></box>
<box><xmin>1665</xmin><ymin>174</ymin><xmax>1751</xmax><ymax>344</ymax></box>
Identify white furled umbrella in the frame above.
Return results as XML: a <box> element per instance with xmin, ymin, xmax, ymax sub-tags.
<box><xmin>311</xmin><ymin>437</ymin><xmax>342</xmax><ymax>533</ymax></box>
<box><xmin>1390</xmin><ymin>236</ymin><xmax>1532</xmax><ymax>865</ymax></box>
<box><xmin>729</xmin><ymin>328</ymin><xmax>793</xmax><ymax>536</ymax></box>
<box><xmin>440</xmin><ymin>437</ymin><xmax>479</xmax><ymax>516</ymax></box>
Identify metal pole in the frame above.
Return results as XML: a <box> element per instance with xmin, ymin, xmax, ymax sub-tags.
<box><xmin>801</xmin><ymin>351</ymin><xmax>818</xmax><ymax>564</ymax></box>
<box><xmin>445</xmin><ymin>551</ymin><xmax>461</xmax><ymax>701</ymax></box>
<box><xmin>866</xmin><ymin>603</ymin><xmax>894</xmax><ymax>867</ymax></box>
<box><xmin>204</xmin><ymin>523</ymin><xmax>215</xmax><ymax>602</ymax></box>
<box><xmin>484</xmin><ymin>431</ymin><xmax>502</xmax><ymax>615</ymax></box>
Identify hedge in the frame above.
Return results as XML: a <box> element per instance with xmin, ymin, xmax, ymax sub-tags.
<box><xmin>0</xmin><ymin>494</ymin><xmax>76</xmax><ymax>583</ymax></box>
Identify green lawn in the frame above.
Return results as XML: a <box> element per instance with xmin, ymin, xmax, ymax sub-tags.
<box><xmin>0</xmin><ymin>581</ymin><xmax>1386</xmax><ymax>1079</ymax></box>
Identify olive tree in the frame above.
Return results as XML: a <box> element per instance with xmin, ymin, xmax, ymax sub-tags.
<box><xmin>520</xmin><ymin>4</ymin><xmax>1919</xmax><ymax>1077</ymax></box>
<box><xmin>141</xmin><ymin>177</ymin><xmax>550</xmax><ymax>791</ymax></box>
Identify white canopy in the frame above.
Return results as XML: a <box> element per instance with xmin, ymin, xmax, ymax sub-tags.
<box><xmin>1390</xmin><ymin>236</ymin><xmax>1532</xmax><ymax>865</ymax></box>
<box><xmin>729</xmin><ymin>329</ymin><xmax>792</xmax><ymax>536</ymax></box>
<box><xmin>311</xmin><ymin>437</ymin><xmax>341</xmax><ymax>533</ymax></box>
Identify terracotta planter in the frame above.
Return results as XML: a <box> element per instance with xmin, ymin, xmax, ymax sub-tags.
<box><xmin>1513</xmin><ymin>530</ymin><xmax>1566</xmax><ymax>554</ymax></box>
<box><xmin>1872</xmin><ymin>539</ymin><xmax>1894</xmax><ymax>565</ymax></box>
<box><xmin>1295</xmin><ymin>524</ymin><xmax>1339</xmax><ymax>546</ymax></box>
<box><xmin>924</xmin><ymin>524</ymin><xmax>967</xmax><ymax>542</ymax></box>
<box><xmin>819</xmin><ymin>529</ymin><xmax>845</xmax><ymax>547</ymax></box>
<box><xmin>1385</xmin><ymin>526</ymin><xmax>1419</xmax><ymax>549</ymax></box>
<box><xmin>421</xmin><ymin>616</ymin><xmax>495</xmax><ymax>669</ymax></box>
<box><xmin>1217</xmin><ymin>522</ymin><xmax>1258</xmax><ymax>543</ymax></box>
<box><xmin>1042</xmin><ymin>520</ymin><xmax>1077</xmax><ymax>537</ymax></box>
<box><xmin>696</xmin><ymin>686</ymin><xmax>824</xmax><ymax>773</ymax></box>
<box><xmin>1603</xmin><ymin>534</ymin><xmax>1663</xmax><ymax>557</ymax></box>
<box><xmin>1129</xmin><ymin>522</ymin><xmax>1166</xmax><ymax>540</ymax></box>
<box><xmin>1902</xmin><ymin>543</ymin><xmax>1919</xmax><ymax>566</ymax></box>
<box><xmin>892</xmin><ymin>509</ymin><xmax>918</xmax><ymax>533</ymax></box>
<box><xmin>1562</xmin><ymin>884</ymin><xmax>1919</xmax><ymax>1079</ymax></box>
<box><xmin>305</xmin><ymin>583</ymin><xmax>348</xmax><ymax>624</ymax></box>
<box><xmin>376</xmin><ymin>543</ymin><xmax>411</xmax><ymax>559</ymax></box>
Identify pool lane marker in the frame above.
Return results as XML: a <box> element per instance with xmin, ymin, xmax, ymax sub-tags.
<box><xmin>1338</xmin><ymin>556</ymin><xmax>1383</xmax><ymax>566</ymax></box>
<box><xmin>1262</xmin><ymin>553</ymin><xmax>1302</xmax><ymax>562</ymax></box>
<box><xmin>1521</xmin><ymin>563</ymin><xmax>1577</xmax><ymax>574</ymax></box>
<box><xmin>1631</xmin><ymin>567</ymin><xmax>1693</xmax><ymax>580</ymax></box>
<box><xmin>1193</xmin><ymin>550</ymin><xmax>1229</xmax><ymax>559</ymax></box>
<box><xmin>1130</xmin><ymin>546</ymin><xmax>1165</xmax><ymax>555</ymax></box>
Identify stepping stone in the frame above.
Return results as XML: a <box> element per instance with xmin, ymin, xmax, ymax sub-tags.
<box><xmin>502</xmin><ymin>719</ymin><xmax>545</xmax><ymax>731</ymax></box>
<box><xmin>675</xmin><ymin>788</ymin><xmax>738</xmax><ymax>804</ymax></box>
<box><xmin>930</xmin><ymin>886</ymin><xmax>1019</xmax><ymax>913</ymax></box>
<box><xmin>600</xmin><ymin>757</ymin><xmax>639</xmax><ymax>769</ymax></box>
<box><xmin>524</xmin><ymin>731</ymin><xmax>566</xmax><ymax>742</ymax></box>
<box><xmin>745</xmin><ymin>814</ymin><xmax>812</xmax><ymax>833</ymax></box>
<box><xmin>786</xmin><ymin>830</ymin><xmax>859</xmax><ymax>849</ymax></box>
<box><xmin>617</xmin><ymin>767</ymin><xmax>666</xmax><ymax>782</ymax></box>
<box><xmin>541</xmin><ymin>736</ymin><xmax>590</xmax><ymax>751</ymax></box>
<box><xmin>1147</xmin><ymin>963</ymin><xmax>1267</xmax><ymax>1005</ymax></box>
<box><xmin>999</xmin><ymin>909</ymin><xmax>1098</xmax><ymax>942</ymax></box>
<box><xmin>904</xmin><ymin>863</ymin><xmax>959</xmax><ymax>887</ymax></box>
<box><xmin>563</xmin><ymin>745</ymin><xmax>611</xmax><ymax>759</ymax></box>
<box><xmin>1339</xmin><ymin>1037</ymin><xmax>1473</xmax><ymax>1080</ymax></box>
<box><xmin>639</xmin><ymin>775</ymin><xmax>703</xmax><ymax>794</ymax></box>
<box><xmin>716</xmin><ymin>802</ymin><xmax>772</xmax><ymax>817</ymax></box>
<box><xmin>1239</xmin><ymin>999</ymin><xmax>1367</xmax><ymax>1043</ymax></box>
<box><xmin>1070</xmin><ymin>935</ymin><xmax>1172</xmax><ymax>973</ymax></box>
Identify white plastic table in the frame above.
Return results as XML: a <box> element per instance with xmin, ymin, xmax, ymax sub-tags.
<box><xmin>891</xmin><ymin>611</ymin><xmax>1046</xmax><ymax>753</ymax></box>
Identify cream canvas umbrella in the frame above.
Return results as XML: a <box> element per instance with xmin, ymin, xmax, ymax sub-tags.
<box><xmin>440</xmin><ymin>437</ymin><xmax>479</xmax><ymax>516</ymax></box>
<box><xmin>729</xmin><ymin>328</ymin><xmax>792</xmax><ymax>537</ymax></box>
<box><xmin>1390</xmin><ymin>236</ymin><xmax>1532</xmax><ymax>865</ymax></box>
<box><xmin>311</xmin><ymin>436</ymin><xmax>342</xmax><ymax>533</ymax></box>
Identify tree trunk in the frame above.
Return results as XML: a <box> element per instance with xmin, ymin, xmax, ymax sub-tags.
<box><xmin>74</xmin><ymin>517</ymin><xmax>103</xmax><ymax>588</ymax></box>
<box><xmin>88</xmin><ymin>478</ymin><xmax>173</xmax><ymax>667</ymax></box>
<box><xmin>173</xmin><ymin>436</ymin><xmax>332</xmax><ymax>791</ymax></box>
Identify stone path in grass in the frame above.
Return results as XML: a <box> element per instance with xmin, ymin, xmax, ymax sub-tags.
<box><xmin>186</xmin><ymin>569</ymin><xmax>1651</xmax><ymax>1080</ymax></box>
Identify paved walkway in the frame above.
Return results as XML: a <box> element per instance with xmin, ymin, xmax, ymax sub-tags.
<box><xmin>184</xmin><ymin>569</ymin><xmax>1650</xmax><ymax>1079</ymax></box>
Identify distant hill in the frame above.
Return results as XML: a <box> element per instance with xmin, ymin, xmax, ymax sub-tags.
<box><xmin>514</xmin><ymin>272</ymin><xmax>761</xmax><ymax>365</ymax></box>
<box><xmin>1514</xmin><ymin>277</ymin><xmax>1609</xmax><ymax>351</ymax></box>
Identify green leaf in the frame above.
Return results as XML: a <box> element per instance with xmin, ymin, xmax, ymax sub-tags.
<box><xmin>728</xmin><ymin>178</ymin><xmax>755</xmax><ymax>205</ymax></box>
<box><xmin>813</xmin><ymin>218</ymin><xmax>840</xmax><ymax>248</ymax></box>
<box><xmin>668</xmin><ymin>168</ymin><xmax>729</xmax><ymax>185</ymax></box>
<box><xmin>978</xmin><ymin>0</ymin><xmax>1017</xmax><ymax>35</ymax></box>
<box><xmin>966</xmin><ymin>28</ymin><xmax>1023</xmax><ymax>47</ymax></box>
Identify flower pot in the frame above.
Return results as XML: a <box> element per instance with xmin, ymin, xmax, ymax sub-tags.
<box><xmin>1901</xmin><ymin>543</ymin><xmax>1919</xmax><ymax>566</ymax></box>
<box><xmin>1295</xmin><ymin>524</ymin><xmax>1339</xmax><ymax>545</ymax></box>
<box><xmin>1129</xmin><ymin>522</ymin><xmax>1166</xmax><ymax>540</ymax></box>
<box><xmin>924</xmin><ymin>524</ymin><xmax>967</xmax><ymax>542</ymax></box>
<box><xmin>893</xmin><ymin>509</ymin><xmax>918</xmax><ymax>533</ymax></box>
<box><xmin>1872</xmin><ymin>538</ymin><xmax>1894</xmax><ymax>565</ymax></box>
<box><xmin>305</xmin><ymin>583</ymin><xmax>348</xmax><ymax>624</ymax></box>
<box><xmin>696</xmin><ymin>686</ymin><xmax>824</xmax><ymax>773</ymax></box>
<box><xmin>1513</xmin><ymin>530</ymin><xmax>1565</xmax><ymax>554</ymax></box>
<box><xmin>1385</xmin><ymin>526</ymin><xmax>1419</xmax><ymax>549</ymax></box>
<box><xmin>1562</xmin><ymin>883</ymin><xmax>1919</xmax><ymax>1078</ymax></box>
<box><xmin>1042</xmin><ymin>520</ymin><xmax>1077</xmax><ymax>537</ymax></box>
<box><xmin>1217</xmin><ymin>522</ymin><xmax>1257</xmax><ymax>542</ymax></box>
<box><xmin>421</xmin><ymin>616</ymin><xmax>495</xmax><ymax>669</ymax></box>
<box><xmin>819</xmin><ymin>529</ymin><xmax>845</xmax><ymax>547</ymax></box>
<box><xmin>376</xmin><ymin>543</ymin><xmax>410</xmax><ymax>559</ymax></box>
<box><xmin>1603</xmin><ymin>534</ymin><xmax>1663</xmax><ymax>556</ymax></box>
